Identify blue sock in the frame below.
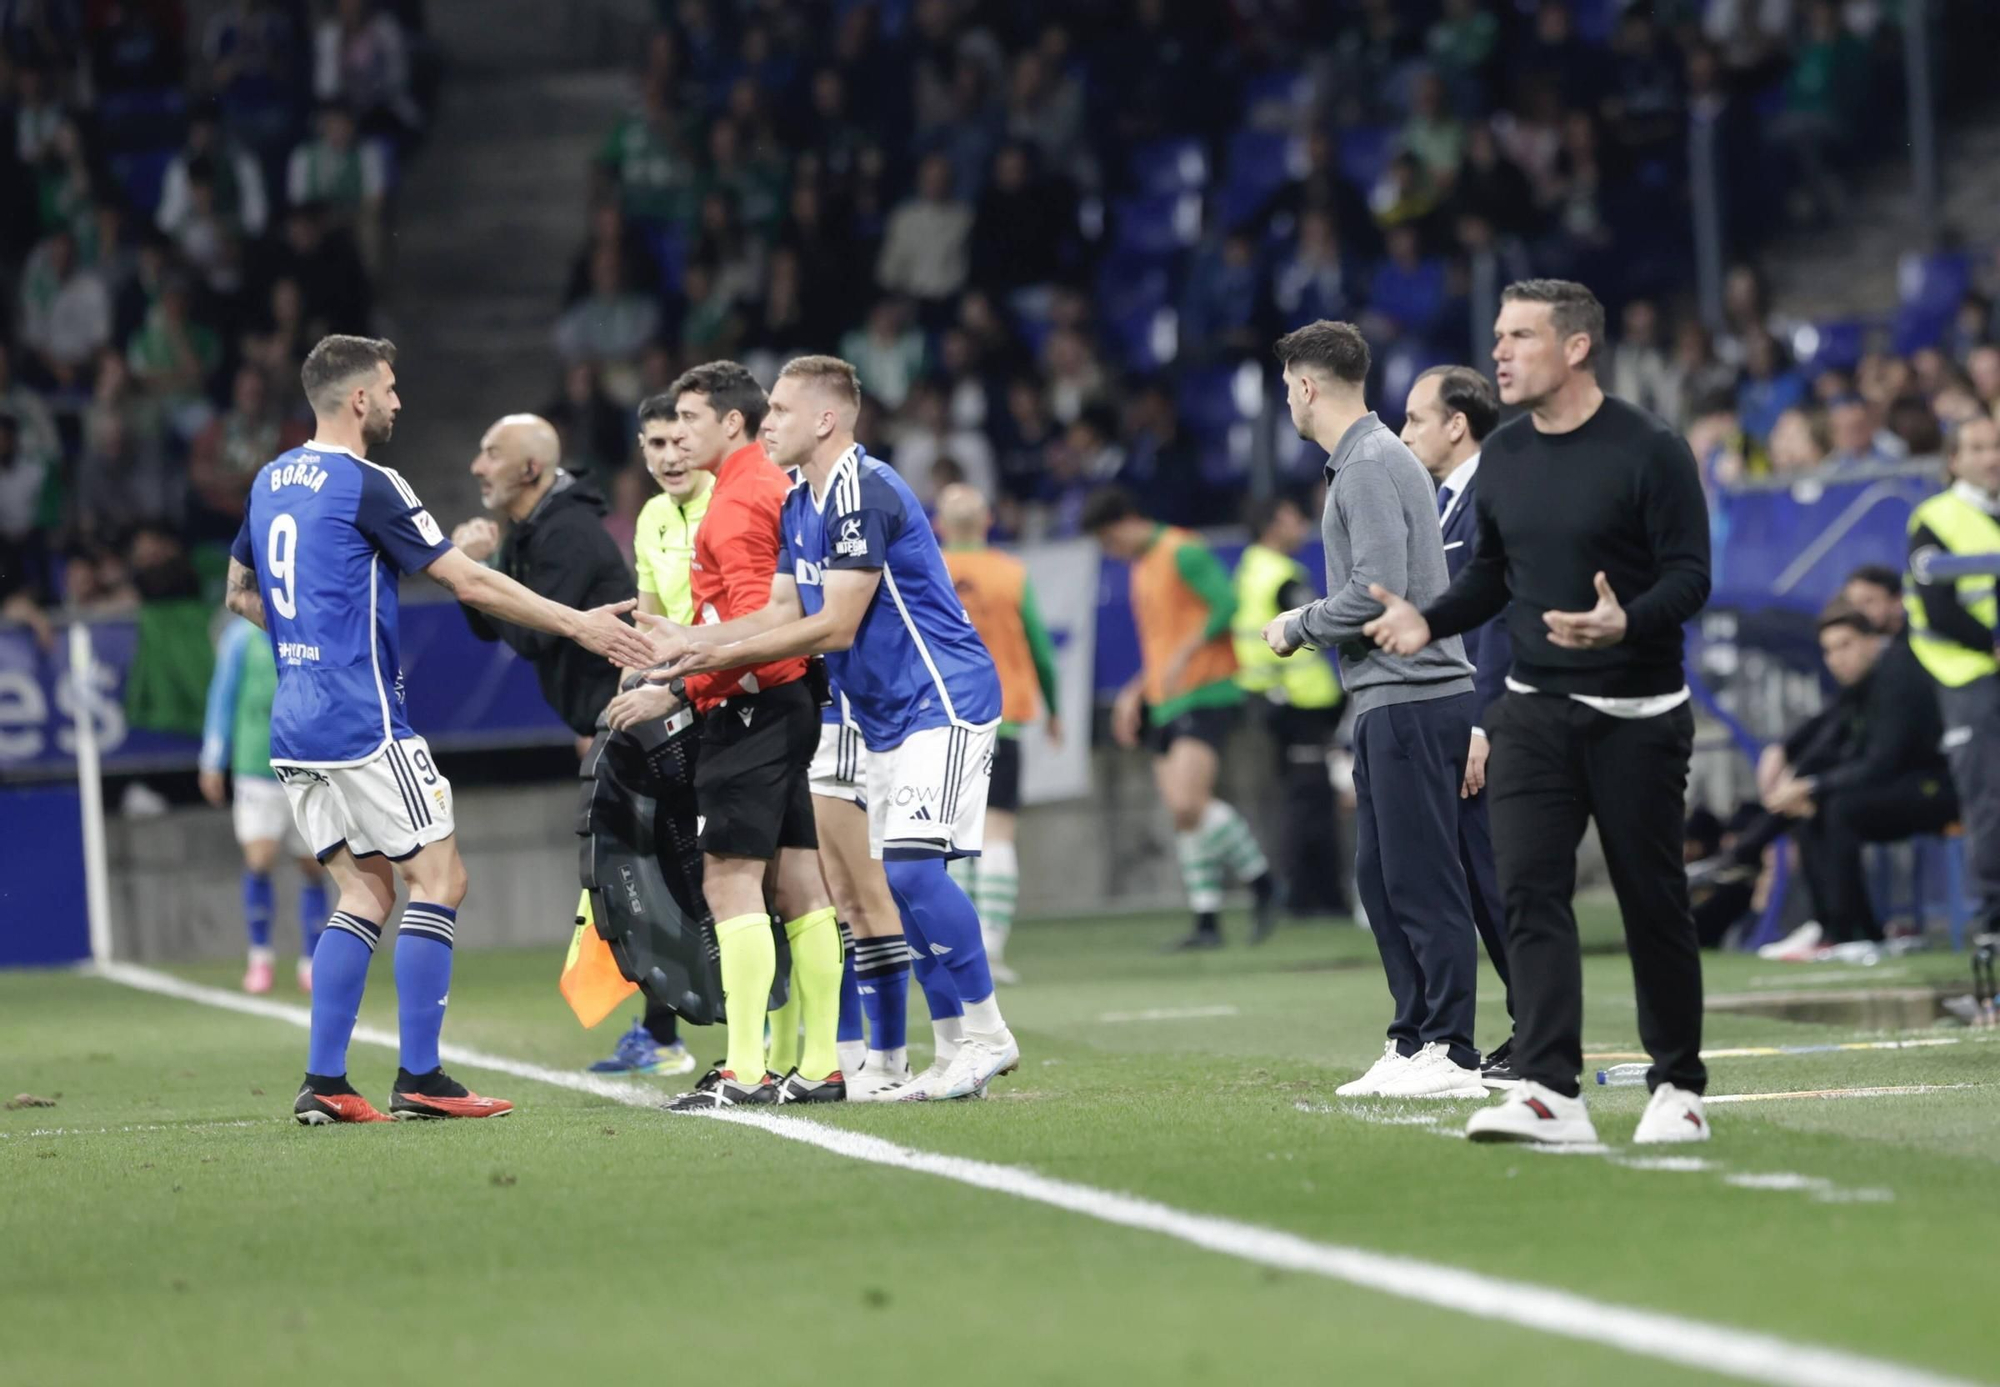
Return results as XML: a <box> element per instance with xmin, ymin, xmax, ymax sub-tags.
<box><xmin>909</xmin><ymin>946</ymin><xmax>963</xmax><ymax>1021</ymax></box>
<box><xmin>298</xmin><ymin>878</ymin><xmax>329</xmax><ymax>958</ymax></box>
<box><xmin>886</xmin><ymin>857</ymin><xmax>994</xmax><ymax>1006</ymax></box>
<box><xmin>852</xmin><ymin>932</ymin><xmax>911</xmax><ymax>1052</ymax></box>
<box><xmin>837</xmin><ymin>939</ymin><xmax>864</xmax><ymax>1044</ymax></box>
<box><xmin>307</xmin><ymin>912</ymin><xmax>380</xmax><ymax>1076</ymax></box>
<box><xmin>243</xmin><ymin>871</ymin><xmax>274</xmax><ymax>950</ymax></box>
<box><xmin>395</xmin><ymin>903</ymin><xmax>457</xmax><ymax>1075</ymax></box>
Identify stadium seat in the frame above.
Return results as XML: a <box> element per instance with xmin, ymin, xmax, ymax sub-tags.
<box><xmin>1111</xmin><ymin>192</ymin><xmax>1203</xmax><ymax>258</ymax></box>
<box><xmin>1890</xmin><ymin>250</ymin><xmax>1973</xmax><ymax>355</ymax></box>
<box><xmin>1790</xmin><ymin>319</ymin><xmax>1873</xmax><ymax>374</ymax></box>
<box><xmin>97</xmin><ymin>87</ymin><xmax>188</xmax><ymax>153</ymax></box>
<box><xmin>109</xmin><ymin>149</ymin><xmax>175</xmax><ymax>217</ymax></box>
<box><xmin>1177</xmin><ymin>362</ymin><xmax>1247</xmax><ymax>439</ymax></box>
<box><xmin>1875</xmin><ymin>828</ymin><xmax>1975</xmax><ymax>949</ymax></box>
<box><xmin>1337</xmin><ymin>125</ymin><xmax>1396</xmax><ymax>192</ymax></box>
<box><xmin>1130</xmin><ymin>137</ymin><xmax>1210</xmax><ymax>197</ymax></box>
<box><xmin>1238</xmin><ymin>70</ymin><xmax>1311</xmax><ymax>130</ymax></box>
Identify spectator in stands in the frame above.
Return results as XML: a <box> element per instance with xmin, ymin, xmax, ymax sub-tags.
<box><xmin>1841</xmin><ymin>563</ymin><xmax>1906</xmax><ymax>637</ymax></box>
<box><xmin>127</xmin><ymin>275</ymin><xmax>220</xmax><ymax>437</ymax></box>
<box><xmin>696</xmin><ymin>118</ymin><xmax>785</xmax><ymax>241</ymax></box>
<box><xmin>158</xmin><ymin>104</ymin><xmax>269</xmax><ymax>242</ymax></box>
<box><xmin>18</xmin><ymin>226</ymin><xmax>110</xmax><ymax>386</ymax></box>
<box><xmin>1737</xmin><ymin>331</ymin><xmax>1806</xmax><ymax>443</ymax></box>
<box><xmin>205</xmin><ymin>0</ymin><xmax>309</xmax><ymax>159</ymax></box>
<box><xmin>1369</xmin><ymin>151</ymin><xmax>1440</xmax><ymax>232</ymax></box>
<box><xmin>1767</xmin><ymin>407</ymin><xmax>1830</xmax><ymax>475</ymax></box>
<box><xmin>1368</xmin><ymin>225</ymin><xmax>1448</xmax><ymax>343</ymax></box>
<box><xmin>875</xmin><ymin>151</ymin><xmax>973</xmax><ymax>309</ymax></box>
<box><xmin>1966</xmin><ymin>344</ymin><xmax>2000</xmax><ymax>412</ymax></box>
<box><xmin>287</xmin><ymin>104</ymin><xmax>388</xmax><ymax>270</ymax></box>
<box><xmin>553</xmin><ymin>244</ymin><xmax>660</xmax><ymax>401</ymax></box>
<box><xmin>1823</xmin><ymin>394</ymin><xmax>1898</xmax><ymax>475</ymax></box>
<box><xmin>995</xmin><ymin>373</ymin><xmax>1055</xmax><ymax>505</ymax></box>
<box><xmin>12</xmin><ymin>62</ymin><xmax>67</xmax><ymax>168</ymax></box>
<box><xmin>77</xmin><ymin>388</ymin><xmax>176</xmax><ymax>538</ymax></box>
<box><xmin>596</xmin><ymin>67</ymin><xmax>695</xmax><ymax>231</ymax></box>
<box><xmin>1603</xmin><ymin>9</ymin><xmax>1684</xmax><ymax>164</ymax></box>
<box><xmin>541</xmin><ymin>363</ymin><xmax>630</xmax><ymax>480</ymax></box>
<box><xmin>1180</xmin><ymin>230</ymin><xmax>1263</xmax><ymax>364</ymax></box>
<box><xmin>969</xmin><ymin>143</ymin><xmax>1071</xmax><ymax>295</ymax></box>
<box><xmin>0</xmin><ymin>342</ymin><xmax>60</xmax><ymax>480</ymax></box>
<box><xmin>1755</xmin><ymin>603</ymin><xmax>1957</xmax><ymax>958</ymax></box>
<box><xmin>1042</xmin><ymin>325</ymin><xmax>1107</xmax><ymax>427</ymax></box>
<box><xmin>1771</xmin><ymin>0</ymin><xmax>1867</xmax><ymax>225</ymax></box>
<box><xmin>314</xmin><ymin>0</ymin><xmax>421</xmax><ymax>142</ymax></box>
<box><xmin>0</xmin><ymin>411</ymin><xmax>52</xmax><ymax>636</ymax></box>
<box><xmin>1887</xmin><ymin>392</ymin><xmax>1944</xmax><ymax>458</ymax></box>
<box><xmin>163</xmin><ymin>164</ymin><xmax>238</xmax><ymax>292</ymax></box>
<box><xmin>241</xmin><ymin>275</ymin><xmax>311</xmax><ymax>378</ymax></box>
<box><xmin>889</xmin><ymin>377</ymin><xmax>995</xmax><ymax>505</ymax></box>
<box><xmin>1119</xmin><ymin>381</ymin><xmax>1203</xmax><ymax>527</ymax></box>
<box><xmin>189</xmin><ymin>363</ymin><xmax>305</xmax><ymax>531</ymax></box>
<box><xmin>1426</xmin><ymin>0</ymin><xmax>1498</xmax><ymax>104</ymax></box>
<box><xmin>1004</xmin><ymin>47</ymin><xmax>1085</xmax><ymax>187</ymax></box>
<box><xmin>563</xmin><ymin>201</ymin><xmax>657</xmax><ymax>309</ymax></box>
<box><xmin>840</xmin><ymin>297</ymin><xmax>926</xmax><ymax>412</ymax></box>
<box><xmin>1270</xmin><ymin>210</ymin><xmax>1353</xmax><ymax>331</ymax></box>
<box><xmin>1610</xmin><ymin>298</ymin><xmax>1682</xmax><ymax>425</ymax></box>
<box><xmin>1399</xmin><ymin>72</ymin><xmax>1464</xmax><ymax>189</ymax></box>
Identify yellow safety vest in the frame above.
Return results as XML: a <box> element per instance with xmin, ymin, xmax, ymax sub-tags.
<box><xmin>1905</xmin><ymin>489</ymin><xmax>2000</xmax><ymax>688</ymax></box>
<box><xmin>1231</xmin><ymin>543</ymin><xmax>1343</xmax><ymax>709</ymax></box>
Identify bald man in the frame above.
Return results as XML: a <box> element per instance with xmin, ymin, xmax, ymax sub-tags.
<box><xmin>936</xmin><ymin>484</ymin><xmax>1062</xmax><ymax>983</ymax></box>
<box><xmin>454</xmin><ymin>413</ymin><xmax>636</xmax><ymax>749</ymax></box>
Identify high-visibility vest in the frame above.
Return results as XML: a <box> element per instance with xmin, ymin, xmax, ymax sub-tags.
<box><xmin>1131</xmin><ymin>527</ymin><xmax>1238</xmax><ymax>706</ymax></box>
<box><xmin>1231</xmin><ymin>543</ymin><xmax>1342</xmax><ymax>709</ymax></box>
<box><xmin>1905</xmin><ymin>489</ymin><xmax>2000</xmax><ymax>688</ymax></box>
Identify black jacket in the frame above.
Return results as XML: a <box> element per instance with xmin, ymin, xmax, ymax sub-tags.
<box><xmin>461</xmin><ymin>473</ymin><xmax>633</xmax><ymax>737</ymax></box>
<box><xmin>1787</xmin><ymin>635</ymin><xmax>1949</xmax><ymax>796</ymax></box>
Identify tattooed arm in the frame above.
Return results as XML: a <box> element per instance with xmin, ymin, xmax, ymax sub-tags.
<box><xmin>225</xmin><ymin>557</ymin><xmax>266</xmax><ymax>630</ymax></box>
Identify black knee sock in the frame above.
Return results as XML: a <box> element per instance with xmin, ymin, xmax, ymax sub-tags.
<box><xmin>643</xmin><ymin>1002</ymin><xmax>679</xmax><ymax>1047</ymax></box>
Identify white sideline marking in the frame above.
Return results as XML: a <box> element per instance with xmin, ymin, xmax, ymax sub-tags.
<box><xmin>1706</xmin><ymin>1085</ymin><xmax>1976</xmax><ymax>1105</ymax></box>
<box><xmin>1097</xmin><ymin>1005</ymin><xmax>1239</xmax><ymax>1023</ymax></box>
<box><xmin>0</xmin><ymin>1119</ymin><xmax>271</xmax><ymax>1140</ymax></box>
<box><xmin>88</xmin><ymin>962</ymin><xmax>1983</xmax><ymax>1387</ymax></box>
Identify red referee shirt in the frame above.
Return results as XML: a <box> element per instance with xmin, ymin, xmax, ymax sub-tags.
<box><xmin>685</xmin><ymin>442</ymin><xmax>807</xmax><ymax>710</ymax></box>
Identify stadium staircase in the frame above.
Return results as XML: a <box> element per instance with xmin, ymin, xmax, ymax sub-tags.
<box><xmin>377</xmin><ymin>0</ymin><xmax>652</xmax><ymax>518</ymax></box>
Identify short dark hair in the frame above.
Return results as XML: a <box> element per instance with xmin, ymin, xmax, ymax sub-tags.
<box><xmin>636</xmin><ymin>392</ymin><xmax>677</xmax><ymax>428</ymax></box>
<box><xmin>1245</xmin><ymin>492</ymin><xmax>1306</xmax><ymax>537</ymax></box>
<box><xmin>1817</xmin><ymin>601</ymin><xmax>1875</xmax><ymax>638</ymax></box>
<box><xmin>1842</xmin><ymin>563</ymin><xmax>1901</xmax><ymax>599</ymax></box>
<box><xmin>1415</xmin><ymin>365</ymin><xmax>1499</xmax><ymax>441</ymax></box>
<box><xmin>1273</xmin><ymin>320</ymin><xmax>1371</xmax><ymax>386</ymax></box>
<box><xmin>1080</xmin><ymin>486</ymin><xmax>1143</xmax><ymax>534</ymax></box>
<box><xmin>669</xmin><ymin>359</ymin><xmax>768</xmax><ymax>435</ymax></box>
<box><xmin>300</xmin><ymin>334</ymin><xmax>395</xmax><ymax>413</ymax></box>
<box><xmin>1501</xmin><ymin>278</ymin><xmax>1606</xmax><ymax>368</ymax></box>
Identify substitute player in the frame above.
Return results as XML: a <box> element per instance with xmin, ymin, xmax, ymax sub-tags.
<box><xmin>607</xmin><ymin>360</ymin><xmax>842</xmax><ymax>1110</ymax></box>
<box><xmin>200</xmin><ymin>613</ymin><xmax>330</xmax><ymax>995</ymax></box>
<box><xmin>228</xmin><ymin>334</ymin><xmax>654</xmax><ymax>1125</ymax></box>
<box><xmin>1082</xmin><ymin>487</ymin><xmax>1275</xmax><ymax>951</ymax></box>
<box><xmin>935</xmin><ymin>483</ymin><xmax>1062</xmax><ymax>983</ymax></box>
<box><xmin>646</xmin><ymin>354</ymin><xmax>1019</xmax><ymax>1101</ymax></box>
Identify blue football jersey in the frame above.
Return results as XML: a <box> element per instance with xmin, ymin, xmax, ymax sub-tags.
<box><xmin>780</xmin><ymin>447</ymin><xmax>999</xmax><ymax>751</ymax></box>
<box><xmin>230</xmin><ymin>442</ymin><xmax>451</xmax><ymax>766</ymax></box>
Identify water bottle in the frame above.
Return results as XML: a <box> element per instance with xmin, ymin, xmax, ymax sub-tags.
<box><xmin>1595</xmin><ymin>1063</ymin><xmax>1648</xmax><ymax>1087</ymax></box>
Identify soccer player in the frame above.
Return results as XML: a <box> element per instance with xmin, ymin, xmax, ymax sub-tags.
<box><xmin>645</xmin><ymin>354</ymin><xmax>1019</xmax><ymax>1101</ymax></box>
<box><xmin>935</xmin><ymin>483</ymin><xmax>1062</xmax><ymax>983</ymax></box>
<box><xmin>1082</xmin><ymin>487</ymin><xmax>1275</xmax><ymax>951</ymax></box>
<box><xmin>606</xmin><ymin>361</ymin><xmax>842</xmax><ymax>1110</ymax></box>
<box><xmin>199</xmin><ymin>614</ymin><xmax>330</xmax><ymax>995</ymax></box>
<box><xmin>581</xmin><ymin>392</ymin><xmax>710</xmax><ymax>1078</ymax></box>
<box><xmin>228</xmin><ymin>335</ymin><xmax>654</xmax><ymax>1125</ymax></box>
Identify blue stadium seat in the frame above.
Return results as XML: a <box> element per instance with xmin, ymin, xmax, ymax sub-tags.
<box><xmin>1215</xmin><ymin>129</ymin><xmax>1298</xmax><ymax>230</ymax></box>
<box><xmin>1111</xmin><ymin>192</ymin><xmax>1202</xmax><ymax>258</ymax></box>
<box><xmin>1791</xmin><ymin>319</ymin><xmax>1872</xmax><ymax>374</ymax></box>
<box><xmin>1239</xmin><ymin>70</ymin><xmax>1311</xmax><ymax>129</ymax></box>
<box><xmin>109</xmin><ymin>149</ymin><xmax>175</xmax><ymax>217</ymax></box>
<box><xmin>97</xmin><ymin>88</ymin><xmax>188</xmax><ymax>153</ymax></box>
<box><xmin>1107</xmin><ymin>303</ymin><xmax>1178</xmax><ymax>372</ymax></box>
<box><xmin>645</xmin><ymin>226</ymin><xmax>688</xmax><ymax>294</ymax></box>
<box><xmin>1337</xmin><ymin>125</ymin><xmax>1396</xmax><ymax>191</ymax></box>
<box><xmin>1130</xmin><ymin>137</ymin><xmax>1209</xmax><ymax>197</ymax></box>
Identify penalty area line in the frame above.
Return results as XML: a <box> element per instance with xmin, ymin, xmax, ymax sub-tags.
<box><xmin>88</xmin><ymin>961</ymin><xmax>1980</xmax><ymax>1387</ymax></box>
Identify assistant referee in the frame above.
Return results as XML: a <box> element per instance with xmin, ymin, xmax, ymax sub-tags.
<box><xmin>1365</xmin><ymin>279</ymin><xmax>1713</xmax><ymax>1148</ymax></box>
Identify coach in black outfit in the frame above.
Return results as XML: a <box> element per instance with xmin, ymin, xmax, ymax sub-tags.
<box><xmin>1366</xmin><ymin>280</ymin><xmax>1714</xmax><ymax>1147</ymax></box>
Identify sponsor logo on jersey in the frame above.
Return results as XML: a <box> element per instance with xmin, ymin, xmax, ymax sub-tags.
<box><xmin>276</xmin><ymin>641</ymin><xmax>322</xmax><ymax>663</ymax></box>
<box><xmin>413</xmin><ymin>509</ymin><xmax>444</xmax><ymax>546</ymax></box>
<box><xmin>834</xmin><ymin>516</ymin><xmax>869</xmax><ymax>558</ymax></box>
<box><xmin>270</xmin><ymin>460</ymin><xmax>330</xmax><ymax>493</ymax></box>
<box><xmin>793</xmin><ymin>557</ymin><xmax>824</xmax><ymax>587</ymax></box>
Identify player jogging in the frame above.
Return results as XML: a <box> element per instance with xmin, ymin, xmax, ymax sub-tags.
<box><xmin>200</xmin><ymin>614</ymin><xmax>331</xmax><ymax>995</ymax></box>
<box><xmin>647</xmin><ymin>355</ymin><xmax>1020</xmax><ymax>1101</ymax></box>
<box><xmin>935</xmin><ymin>483</ymin><xmax>1062</xmax><ymax>984</ymax></box>
<box><xmin>1082</xmin><ymin>487</ymin><xmax>1276</xmax><ymax>951</ymax></box>
<box><xmin>228</xmin><ymin>335</ymin><xmax>654</xmax><ymax>1125</ymax></box>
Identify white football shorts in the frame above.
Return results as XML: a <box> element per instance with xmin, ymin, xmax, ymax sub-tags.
<box><xmin>276</xmin><ymin>734</ymin><xmax>455</xmax><ymax>862</ymax></box>
<box><xmin>865</xmin><ymin>720</ymin><xmax>997</xmax><ymax>862</ymax></box>
<box><xmin>231</xmin><ymin>775</ymin><xmax>310</xmax><ymax>855</ymax></box>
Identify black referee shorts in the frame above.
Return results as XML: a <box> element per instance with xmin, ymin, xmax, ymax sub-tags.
<box><xmin>987</xmin><ymin>733</ymin><xmax>1023</xmax><ymax>813</ymax></box>
<box><xmin>694</xmin><ymin>679</ymin><xmax>820</xmax><ymax>860</ymax></box>
<box><xmin>1146</xmin><ymin>704</ymin><xmax>1237</xmax><ymax>757</ymax></box>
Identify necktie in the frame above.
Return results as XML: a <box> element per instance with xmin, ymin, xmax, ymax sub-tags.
<box><xmin>1437</xmin><ymin>484</ymin><xmax>1453</xmax><ymax>519</ymax></box>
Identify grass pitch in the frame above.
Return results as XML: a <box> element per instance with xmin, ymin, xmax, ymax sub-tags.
<box><xmin>2</xmin><ymin>907</ymin><xmax>1995</xmax><ymax>1387</ymax></box>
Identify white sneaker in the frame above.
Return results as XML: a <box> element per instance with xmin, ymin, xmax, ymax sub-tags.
<box><xmin>1756</xmin><ymin>921</ymin><xmax>1823</xmax><ymax>960</ymax></box>
<box><xmin>899</xmin><ymin>1031</ymin><xmax>1020</xmax><ymax>1101</ymax></box>
<box><xmin>1335</xmin><ymin>1041</ymin><xmax>1413</xmax><ymax>1097</ymax></box>
<box><xmin>1375</xmin><ymin>1043</ymin><xmax>1489</xmax><ymax>1099</ymax></box>
<box><xmin>1632</xmin><ymin>1083</ymin><xmax>1711</xmax><ymax>1144</ymax></box>
<box><xmin>847</xmin><ymin>1061</ymin><xmax>915</xmax><ymax>1103</ymax></box>
<box><xmin>988</xmin><ymin>959</ymin><xmax>1021</xmax><ymax>985</ymax></box>
<box><xmin>1465</xmin><ymin>1081</ymin><xmax>1600</xmax><ymax>1144</ymax></box>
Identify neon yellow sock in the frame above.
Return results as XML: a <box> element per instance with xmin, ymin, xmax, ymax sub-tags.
<box><xmin>783</xmin><ymin>906</ymin><xmax>842</xmax><ymax>1081</ymax></box>
<box><xmin>767</xmin><ymin>982</ymin><xmax>801</xmax><ymax>1076</ymax></box>
<box><xmin>715</xmin><ymin>912</ymin><xmax>776</xmax><ymax>1083</ymax></box>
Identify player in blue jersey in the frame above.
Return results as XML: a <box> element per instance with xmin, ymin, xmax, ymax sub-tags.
<box><xmin>644</xmin><ymin>355</ymin><xmax>1018</xmax><ymax>1100</ymax></box>
<box><xmin>226</xmin><ymin>335</ymin><xmax>655</xmax><ymax>1124</ymax></box>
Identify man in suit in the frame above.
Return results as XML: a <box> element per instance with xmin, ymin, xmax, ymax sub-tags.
<box><xmin>1401</xmin><ymin>365</ymin><xmax>1517</xmax><ymax>1085</ymax></box>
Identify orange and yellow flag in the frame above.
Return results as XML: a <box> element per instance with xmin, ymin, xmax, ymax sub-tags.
<box><xmin>559</xmin><ymin>891</ymin><xmax>635</xmax><ymax>1028</ymax></box>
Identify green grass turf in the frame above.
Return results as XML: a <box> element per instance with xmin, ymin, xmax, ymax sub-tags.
<box><xmin>2</xmin><ymin>904</ymin><xmax>1995</xmax><ymax>1387</ymax></box>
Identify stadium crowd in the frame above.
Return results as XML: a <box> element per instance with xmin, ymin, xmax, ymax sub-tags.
<box><xmin>0</xmin><ymin>0</ymin><xmax>436</xmax><ymax>653</ymax></box>
<box><xmin>540</xmin><ymin>0</ymin><xmax>1998</xmax><ymax>552</ymax></box>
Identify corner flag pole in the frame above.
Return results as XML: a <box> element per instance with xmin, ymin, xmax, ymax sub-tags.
<box><xmin>69</xmin><ymin>621</ymin><xmax>114</xmax><ymax>966</ymax></box>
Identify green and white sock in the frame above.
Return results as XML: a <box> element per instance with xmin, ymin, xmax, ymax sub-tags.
<box><xmin>1175</xmin><ymin>824</ymin><xmax>1226</xmax><ymax>914</ymax></box>
<box><xmin>973</xmin><ymin>840</ymin><xmax>1018</xmax><ymax>962</ymax></box>
<box><xmin>1200</xmin><ymin>800</ymin><xmax>1269</xmax><ymax>884</ymax></box>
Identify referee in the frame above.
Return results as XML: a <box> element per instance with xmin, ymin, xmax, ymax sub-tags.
<box><xmin>1365</xmin><ymin>280</ymin><xmax>1713</xmax><ymax>1147</ymax></box>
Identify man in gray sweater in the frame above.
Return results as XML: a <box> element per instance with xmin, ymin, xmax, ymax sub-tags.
<box><xmin>1262</xmin><ymin>320</ymin><xmax>1487</xmax><ymax>1099</ymax></box>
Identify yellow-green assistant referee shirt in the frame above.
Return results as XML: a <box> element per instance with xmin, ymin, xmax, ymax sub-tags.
<box><xmin>633</xmin><ymin>475</ymin><xmax>713</xmax><ymax>624</ymax></box>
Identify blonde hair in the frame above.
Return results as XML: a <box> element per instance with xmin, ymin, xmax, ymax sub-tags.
<box><xmin>777</xmin><ymin>354</ymin><xmax>862</xmax><ymax>410</ymax></box>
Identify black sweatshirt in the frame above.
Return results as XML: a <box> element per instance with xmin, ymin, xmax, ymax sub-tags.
<box><xmin>1803</xmin><ymin>635</ymin><xmax>1949</xmax><ymax>797</ymax></box>
<box><xmin>461</xmin><ymin>474</ymin><xmax>635</xmax><ymax>737</ymax></box>
<box><xmin>1421</xmin><ymin>394</ymin><xmax>1711</xmax><ymax>698</ymax></box>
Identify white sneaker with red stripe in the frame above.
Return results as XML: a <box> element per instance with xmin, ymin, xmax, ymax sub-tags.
<box><xmin>1465</xmin><ymin>1081</ymin><xmax>1600</xmax><ymax>1145</ymax></box>
<box><xmin>1633</xmin><ymin>1083</ymin><xmax>1711</xmax><ymax>1144</ymax></box>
